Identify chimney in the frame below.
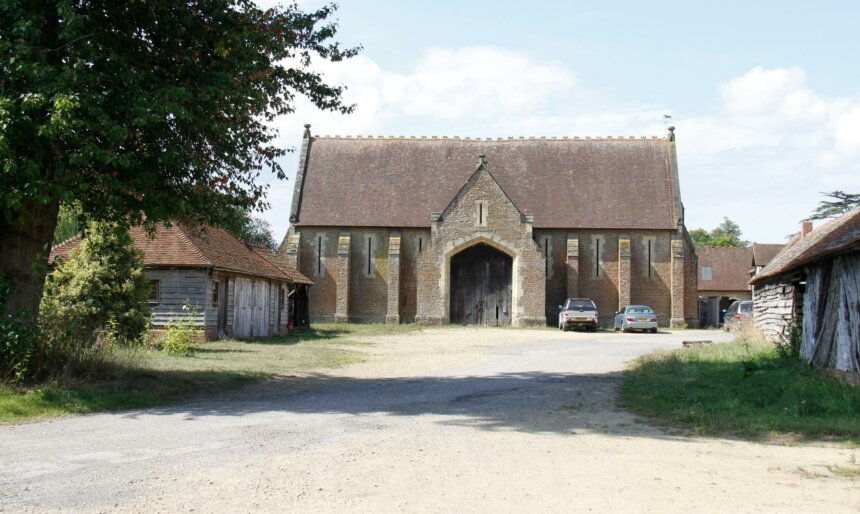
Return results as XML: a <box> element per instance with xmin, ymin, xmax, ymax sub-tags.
<box><xmin>800</xmin><ymin>220</ymin><xmax>813</xmax><ymax>238</ymax></box>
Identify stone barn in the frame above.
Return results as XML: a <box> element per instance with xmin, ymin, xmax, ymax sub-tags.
<box><xmin>280</xmin><ymin>125</ymin><xmax>698</xmax><ymax>327</ymax></box>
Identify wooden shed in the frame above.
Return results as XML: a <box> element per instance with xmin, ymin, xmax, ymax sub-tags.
<box><xmin>50</xmin><ymin>224</ymin><xmax>313</xmax><ymax>340</ymax></box>
<box><xmin>750</xmin><ymin>209</ymin><xmax>860</xmax><ymax>373</ymax></box>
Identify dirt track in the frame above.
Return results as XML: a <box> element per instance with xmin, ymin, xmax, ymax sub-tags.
<box><xmin>1</xmin><ymin>328</ymin><xmax>858</xmax><ymax>513</ymax></box>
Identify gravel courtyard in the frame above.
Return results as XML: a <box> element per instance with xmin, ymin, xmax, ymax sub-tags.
<box><xmin>1</xmin><ymin>328</ymin><xmax>858</xmax><ymax>513</ymax></box>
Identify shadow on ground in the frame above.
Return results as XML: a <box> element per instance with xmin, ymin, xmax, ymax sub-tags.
<box><xmin>125</xmin><ymin>370</ymin><xmax>678</xmax><ymax>439</ymax></box>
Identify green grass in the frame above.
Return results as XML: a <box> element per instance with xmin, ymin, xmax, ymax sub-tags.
<box><xmin>0</xmin><ymin>323</ymin><xmax>423</xmax><ymax>424</ymax></box>
<box><xmin>620</xmin><ymin>340</ymin><xmax>860</xmax><ymax>442</ymax></box>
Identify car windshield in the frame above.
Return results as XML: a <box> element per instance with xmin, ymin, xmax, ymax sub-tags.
<box><xmin>626</xmin><ymin>307</ymin><xmax>653</xmax><ymax>314</ymax></box>
<box><xmin>567</xmin><ymin>300</ymin><xmax>594</xmax><ymax>310</ymax></box>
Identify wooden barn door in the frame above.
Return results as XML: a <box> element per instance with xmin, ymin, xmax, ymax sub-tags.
<box><xmin>450</xmin><ymin>244</ymin><xmax>513</xmax><ymax>325</ymax></box>
<box><xmin>233</xmin><ymin>277</ymin><xmax>252</xmax><ymax>338</ymax></box>
<box><xmin>253</xmin><ymin>279</ymin><xmax>270</xmax><ymax>337</ymax></box>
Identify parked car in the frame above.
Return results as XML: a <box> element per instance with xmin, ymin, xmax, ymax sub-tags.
<box><xmin>613</xmin><ymin>305</ymin><xmax>658</xmax><ymax>333</ymax></box>
<box><xmin>723</xmin><ymin>300</ymin><xmax>753</xmax><ymax>331</ymax></box>
<box><xmin>558</xmin><ymin>298</ymin><xmax>598</xmax><ymax>332</ymax></box>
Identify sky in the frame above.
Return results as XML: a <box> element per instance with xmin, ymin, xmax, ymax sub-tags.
<box><xmin>256</xmin><ymin>0</ymin><xmax>860</xmax><ymax>245</ymax></box>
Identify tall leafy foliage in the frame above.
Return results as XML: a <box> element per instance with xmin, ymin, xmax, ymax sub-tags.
<box><xmin>40</xmin><ymin>221</ymin><xmax>152</xmax><ymax>348</ymax></box>
<box><xmin>808</xmin><ymin>191</ymin><xmax>859</xmax><ymax>220</ymax></box>
<box><xmin>0</xmin><ymin>0</ymin><xmax>358</xmax><ymax>315</ymax></box>
<box><xmin>689</xmin><ymin>217</ymin><xmax>750</xmax><ymax>248</ymax></box>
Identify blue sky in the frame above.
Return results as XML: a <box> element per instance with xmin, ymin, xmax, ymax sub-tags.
<box><xmin>258</xmin><ymin>1</ymin><xmax>860</xmax><ymax>244</ymax></box>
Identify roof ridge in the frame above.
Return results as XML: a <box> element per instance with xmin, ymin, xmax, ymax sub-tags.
<box><xmin>173</xmin><ymin>224</ymin><xmax>214</xmax><ymax>266</ymax></box>
<box><xmin>51</xmin><ymin>235</ymin><xmax>82</xmax><ymax>251</ymax></box>
<box><xmin>312</xmin><ymin>134</ymin><xmax>669</xmax><ymax>142</ymax></box>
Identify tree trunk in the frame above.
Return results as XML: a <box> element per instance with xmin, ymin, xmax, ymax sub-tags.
<box><xmin>0</xmin><ymin>199</ymin><xmax>61</xmax><ymax>319</ymax></box>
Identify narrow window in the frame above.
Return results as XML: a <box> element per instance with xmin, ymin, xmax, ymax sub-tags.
<box><xmin>475</xmin><ymin>201</ymin><xmax>488</xmax><ymax>226</ymax></box>
<box><xmin>544</xmin><ymin>237</ymin><xmax>550</xmax><ymax>278</ymax></box>
<box><xmin>647</xmin><ymin>239</ymin><xmax>653</xmax><ymax>278</ymax></box>
<box><xmin>317</xmin><ymin>236</ymin><xmax>322</xmax><ymax>275</ymax></box>
<box><xmin>148</xmin><ymin>280</ymin><xmax>160</xmax><ymax>304</ymax></box>
<box><xmin>595</xmin><ymin>239</ymin><xmax>601</xmax><ymax>277</ymax></box>
<box><xmin>418</xmin><ymin>237</ymin><xmax>423</xmax><ymax>253</ymax></box>
<box><xmin>212</xmin><ymin>280</ymin><xmax>219</xmax><ymax>307</ymax></box>
<box><xmin>367</xmin><ymin>236</ymin><xmax>372</xmax><ymax>275</ymax></box>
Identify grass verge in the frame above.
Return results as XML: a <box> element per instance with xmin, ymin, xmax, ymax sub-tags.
<box><xmin>620</xmin><ymin>338</ymin><xmax>860</xmax><ymax>442</ymax></box>
<box><xmin>0</xmin><ymin>323</ymin><xmax>423</xmax><ymax>424</ymax></box>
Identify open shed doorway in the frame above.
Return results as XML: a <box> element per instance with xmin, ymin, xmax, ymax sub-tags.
<box><xmin>450</xmin><ymin>243</ymin><xmax>513</xmax><ymax>325</ymax></box>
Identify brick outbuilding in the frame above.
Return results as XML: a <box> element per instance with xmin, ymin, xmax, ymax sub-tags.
<box><xmin>280</xmin><ymin>125</ymin><xmax>698</xmax><ymax>327</ymax></box>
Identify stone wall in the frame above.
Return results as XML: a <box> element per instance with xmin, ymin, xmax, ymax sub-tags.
<box><xmin>414</xmin><ymin>166</ymin><xmax>546</xmax><ymax>326</ymax></box>
<box><xmin>291</xmin><ymin>170</ymin><xmax>691</xmax><ymax>327</ymax></box>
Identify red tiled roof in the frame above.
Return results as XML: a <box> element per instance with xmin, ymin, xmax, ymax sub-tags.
<box><xmin>251</xmin><ymin>246</ymin><xmax>314</xmax><ymax>285</ymax></box>
<box><xmin>696</xmin><ymin>246</ymin><xmax>752</xmax><ymax>292</ymax></box>
<box><xmin>48</xmin><ymin>224</ymin><xmax>312</xmax><ymax>284</ymax></box>
<box><xmin>750</xmin><ymin>208</ymin><xmax>860</xmax><ymax>284</ymax></box>
<box><xmin>294</xmin><ymin>136</ymin><xmax>679</xmax><ymax>229</ymax></box>
<box><xmin>750</xmin><ymin>243</ymin><xmax>784</xmax><ymax>267</ymax></box>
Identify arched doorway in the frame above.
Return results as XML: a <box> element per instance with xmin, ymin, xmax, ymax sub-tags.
<box><xmin>450</xmin><ymin>243</ymin><xmax>513</xmax><ymax>325</ymax></box>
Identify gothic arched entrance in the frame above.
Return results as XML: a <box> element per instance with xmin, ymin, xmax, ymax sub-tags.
<box><xmin>449</xmin><ymin>243</ymin><xmax>513</xmax><ymax>325</ymax></box>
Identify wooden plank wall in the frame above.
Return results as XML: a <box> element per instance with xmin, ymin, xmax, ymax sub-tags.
<box><xmin>146</xmin><ymin>269</ymin><xmax>209</xmax><ymax>328</ymax></box>
<box><xmin>752</xmin><ymin>278</ymin><xmax>796</xmax><ymax>342</ymax></box>
<box><xmin>801</xmin><ymin>253</ymin><xmax>860</xmax><ymax>372</ymax></box>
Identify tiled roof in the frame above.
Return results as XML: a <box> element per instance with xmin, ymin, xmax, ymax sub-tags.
<box><xmin>750</xmin><ymin>207</ymin><xmax>860</xmax><ymax>284</ymax></box>
<box><xmin>294</xmin><ymin>136</ymin><xmax>679</xmax><ymax>229</ymax></box>
<box><xmin>48</xmin><ymin>224</ymin><xmax>311</xmax><ymax>284</ymax></box>
<box><xmin>751</xmin><ymin>243</ymin><xmax>785</xmax><ymax>267</ymax></box>
<box><xmin>251</xmin><ymin>246</ymin><xmax>314</xmax><ymax>285</ymax></box>
<box><xmin>696</xmin><ymin>246</ymin><xmax>752</xmax><ymax>292</ymax></box>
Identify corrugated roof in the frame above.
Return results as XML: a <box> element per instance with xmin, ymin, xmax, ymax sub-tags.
<box><xmin>751</xmin><ymin>243</ymin><xmax>785</xmax><ymax>267</ymax></box>
<box><xmin>696</xmin><ymin>246</ymin><xmax>752</xmax><ymax>292</ymax></box>
<box><xmin>750</xmin><ymin>208</ymin><xmax>860</xmax><ymax>284</ymax></box>
<box><xmin>294</xmin><ymin>136</ymin><xmax>679</xmax><ymax>229</ymax></box>
<box><xmin>48</xmin><ymin>224</ymin><xmax>311</xmax><ymax>284</ymax></box>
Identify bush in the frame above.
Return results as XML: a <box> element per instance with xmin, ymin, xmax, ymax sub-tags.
<box><xmin>40</xmin><ymin>221</ymin><xmax>152</xmax><ymax>350</ymax></box>
<box><xmin>160</xmin><ymin>304</ymin><xmax>199</xmax><ymax>357</ymax></box>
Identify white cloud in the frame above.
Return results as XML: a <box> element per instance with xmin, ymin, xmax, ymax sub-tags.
<box><xmin>261</xmin><ymin>52</ymin><xmax>860</xmax><ymax>246</ymax></box>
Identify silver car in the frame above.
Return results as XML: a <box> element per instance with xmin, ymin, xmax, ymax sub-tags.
<box><xmin>613</xmin><ymin>305</ymin><xmax>658</xmax><ymax>333</ymax></box>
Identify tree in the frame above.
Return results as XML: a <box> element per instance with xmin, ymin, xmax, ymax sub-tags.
<box><xmin>808</xmin><ymin>191</ymin><xmax>860</xmax><ymax>220</ymax></box>
<box><xmin>689</xmin><ymin>217</ymin><xmax>749</xmax><ymax>247</ymax></box>
<box><xmin>40</xmin><ymin>221</ymin><xmax>152</xmax><ymax>348</ymax></box>
<box><xmin>220</xmin><ymin>206</ymin><xmax>277</xmax><ymax>250</ymax></box>
<box><xmin>1</xmin><ymin>1</ymin><xmax>358</xmax><ymax>318</ymax></box>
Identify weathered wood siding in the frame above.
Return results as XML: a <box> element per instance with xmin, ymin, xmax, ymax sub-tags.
<box><xmin>752</xmin><ymin>277</ymin><xmax>798</xmax><ymax>342</ymax></box>
<box><xmin>801</xmin><ymin>253</ymin><xmax>860</xmax><ymax>372</ymax></box>
<box><xmin>146</xmin><ymin>269</ymin><xmax>209</xmax><ymax>328</ymax></box>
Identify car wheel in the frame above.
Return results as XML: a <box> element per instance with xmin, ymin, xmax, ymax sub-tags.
<box><xmin>621</xmin><ymin>326</ymin><xmax>629</xmax><ymax>333</ymax></box>
<box><xmin>650</xmin><ymin>328</ymin><xmax>657</xmax><ymax>334</ymax></box>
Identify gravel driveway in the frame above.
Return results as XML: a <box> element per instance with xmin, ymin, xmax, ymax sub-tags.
<box><xmin>1</xmin><ymin>328</ymin><xmax>858</xmax><ymax>513</ymax></box>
